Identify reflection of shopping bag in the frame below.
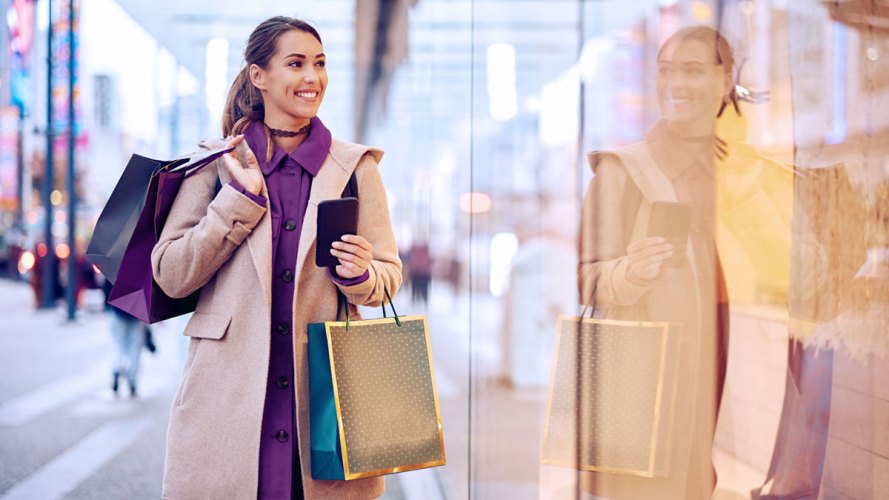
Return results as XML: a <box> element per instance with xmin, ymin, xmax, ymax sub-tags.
<box><xmin>92</xmin><ymin>147</ymin><xmax>233</xmax><ymax>323</ymax></box>
<box><xmin>541</xmin><ymin>313</ymin><xmax>678</xmax><ymax>477</ymax></box>
<box><xmin>307</xmin><ymin>292</ymin><xmax>446</xmax><ymax>480</ymax></box>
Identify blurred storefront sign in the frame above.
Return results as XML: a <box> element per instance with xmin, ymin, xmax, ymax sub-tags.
<box><xmin>7</xmin><ymin>0</ymin><xmax>35</xmax><ymax>110</ymax></box>
<box><xmin>0</xmin><ymin>106</ymin><xmax>19</xmax><ymax>211</ymax></box>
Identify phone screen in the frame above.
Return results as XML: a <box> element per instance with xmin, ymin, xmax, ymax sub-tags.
<box><xmin>315</xmin><ymin>197</ymin><xmax>359</xmax><ymax>267</ymax></box>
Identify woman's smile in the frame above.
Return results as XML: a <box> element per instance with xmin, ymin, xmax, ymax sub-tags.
<box><xmin>294</xmin><ymin>90</ymin><xmax>320</xmax><ymax>101</ymax></box>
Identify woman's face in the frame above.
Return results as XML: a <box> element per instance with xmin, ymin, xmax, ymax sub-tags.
<box><xmin>251</xmin><ymin>29</ymin><xmax>327</xmax><ymax>125</ymax></box>
<box><xmin>656</xmin><ymin>38</ymin><xmax>728</xmax><ymax>131</ymax></box>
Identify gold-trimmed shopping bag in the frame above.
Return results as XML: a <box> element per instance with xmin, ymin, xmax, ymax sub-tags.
<box><xmin>540</xmin><ymin>311</ymin><xmax>679</xmax><ymax>477</ymax></box>
<box><xmin>308</xmin><ymin>290</ymin><xmax>446</xmax><ymax>480</ymax></box>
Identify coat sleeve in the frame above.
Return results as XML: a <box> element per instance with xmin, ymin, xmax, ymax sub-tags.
<box><xmin>151</xmin><ymin>148</ymin><xmax>267</xmax><ymax>299</ymax></box>
<box><xmin>335</xmin><ymin>153</ymin><xmax>403</xmax><ymax>307</ymax></box>
<box><xmin>578</xmin><ymin>154</ymin><xmax>660</xmax><ymax>307</ymax></box>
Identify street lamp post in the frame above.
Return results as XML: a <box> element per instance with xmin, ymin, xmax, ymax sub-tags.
<box><xmin>65</xmin><ymin>0</ymin><xmax>76</xmax><ymax>321</ymax></box>
<box><xmin>40</xmin><ymin>0</ymin><xmax>56</xmax><ymax>309</ymax></box>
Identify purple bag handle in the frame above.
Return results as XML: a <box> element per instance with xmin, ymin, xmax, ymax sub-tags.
<box><xmin>163</xmin><ymin>146</ymin><xmax>235</xmax><ymax>178</ymax></box>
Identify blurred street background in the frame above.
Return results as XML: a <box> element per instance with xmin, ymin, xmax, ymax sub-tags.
<box><xmin>2</xmin><ymin>0</ymin><xmax>889</xmax><ymax>499</ymax></box>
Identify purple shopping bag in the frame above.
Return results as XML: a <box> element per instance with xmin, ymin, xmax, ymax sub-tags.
<box><xmin>107</xmin><ymin>147</ymin><xmax>233</xmax><ymax>323</ymax></box>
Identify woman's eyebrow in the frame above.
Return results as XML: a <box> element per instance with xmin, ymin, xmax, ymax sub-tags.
<box><xmin>283</xmin><ymin>53</ymin><xmax>326</xmax><ymax>59</ymax></box>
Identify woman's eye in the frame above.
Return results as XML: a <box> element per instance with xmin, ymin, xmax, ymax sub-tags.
<box><xmin>289</xmin><ymin>61</ymin><xmax>303</xmax><ymax>68</ymax></box>
<box><xmin>316</xmin><ymin>61</ymin><xmax>326</xmax><ymax>68</ymax></box>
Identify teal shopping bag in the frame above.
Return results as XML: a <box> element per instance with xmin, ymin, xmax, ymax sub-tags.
<box><xmin>307</xmin><ymin>290</ymin><xmax>445</xmax><ymax>481</ymax></box>
<box><xmin>307</xmin><ymin>316</ymin><xmax>346</xmax><ymax>480</ymax></box>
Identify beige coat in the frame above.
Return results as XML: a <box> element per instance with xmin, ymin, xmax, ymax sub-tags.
<box><xmin>578</xmin><ymin>143</ymin><xmax>719</xmax><ymax>499</ymax></box>
<box><xmin>151</xmin><ymin>137</ymin><xmax>402</xmax><ymax>499</ymax></box>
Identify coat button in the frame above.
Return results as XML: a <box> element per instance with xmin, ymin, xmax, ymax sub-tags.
<box><xmin>276</xmin><ymin>430</ymin><xmax>288</xmax><ymax>442</ymax></box>
<box><xmin>276</xmin><ymin>322</ymin><xmax>290</xmax><ymax>335</ymax></box>
<box><xmin>282</xmin><ymin>269</ymin><xmax>294</xmax><ymax>282</ymax></box>
<box><xmin>285</xmin><ymin>220</ymin><xmax>297</xmax><ymax>231</ymax></box>
<box><xmin>276</xmin><ymin>376</ymin><xmax>289</xmax><ymax>389</ymax></box>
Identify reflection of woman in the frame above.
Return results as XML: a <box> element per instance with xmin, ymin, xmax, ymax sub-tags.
<box><xmin>578</xmin><ymin>27</ymin><xmax>733</xmax><ymax>499</ymax></box>
<box><xmin>151</xmin><ymin>17</ymin><xmax>401</xmax><ymax>499</ymax></box>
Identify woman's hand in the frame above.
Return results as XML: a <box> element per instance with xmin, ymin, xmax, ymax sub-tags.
<box><xmin>222</xmin><ymin>135</ymin><xmax>263</xmax><ymax>195</ymax></box>
<box><xmin>331</xmin><ymin>235</ymin><xmax>373</xmax><ymax>279</ymax></box>
<box><xmin>625</xmin><ymin>237</ymin><xmax>673</xmax><ymax>282</ymax></box>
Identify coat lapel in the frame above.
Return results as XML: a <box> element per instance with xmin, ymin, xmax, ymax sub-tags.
<box><xmin>247</xmin><ymin>191</ymin><xmax>273</xmax><ymax>311</ymax></box>
<box><xmin>606</xmin><ymin>144</ymin><xmax>677</xmax><ymax>203</ymax></box>
<box><xmin>211</xmin><ymin>140</ymin><xmax>274</xmax><ymax>312</ymax></box>
<box><xmin>294</xmin><ymin>152</ymin><xmax>353</xmax><ymax>286</ymax></box>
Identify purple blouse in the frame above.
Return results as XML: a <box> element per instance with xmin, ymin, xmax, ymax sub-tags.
<box><xmin>233</xmin><ymin>118</ymin><xmax>366</xmax><ymax>499</ymax></box>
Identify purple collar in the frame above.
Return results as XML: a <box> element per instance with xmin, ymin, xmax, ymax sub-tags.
<box><xmin>244</xmin><ymin>116</ymin><xmax>332</xmax><ymax>176</ymax></box>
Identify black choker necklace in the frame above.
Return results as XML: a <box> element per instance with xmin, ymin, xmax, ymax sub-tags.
<box><xmin>268</xmin><ymin>124</ymin><xmax>310</xmax><ymax>138</ymax></box>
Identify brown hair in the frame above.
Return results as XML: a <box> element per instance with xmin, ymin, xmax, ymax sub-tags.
<box><xmin>657</xmin><ymin>26</ymin><xmax>739</xmax><ymax>117</ymax></box>
<box><xmin>222</xmin><ymin>16</ymin><xmax>322</xmax><ymax>159</ymax></box>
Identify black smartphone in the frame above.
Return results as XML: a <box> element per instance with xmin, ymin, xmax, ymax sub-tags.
<box><xmin>315</xmin><ymin>197</ymin><xmax>359</xmax><ymax>267</ymax></box>
<box><xmin>647</xmin><ymin>201</ymin><xmax>692</xmax><ymax>268</ymax></box>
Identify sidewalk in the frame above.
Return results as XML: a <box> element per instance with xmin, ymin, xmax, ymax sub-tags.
<box><xmin>0</xmin><ymin>279</ymin><xmax>181</xmax><ymax>499</ymax></box>
<box><xmin>0</xmin><ymin>279</ymin><xmax>418</xmax><ymax>500</ymax></box>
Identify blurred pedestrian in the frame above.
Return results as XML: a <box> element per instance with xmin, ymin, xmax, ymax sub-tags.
<box><xmin>102</xmin><ymin>279</ymin><xmax>147</xmax><ymax>397</ymax></box>
<box><xmin>407</xmin><ymin>241</ymin><xmax>431</xmax><ymax>304</ymax></box>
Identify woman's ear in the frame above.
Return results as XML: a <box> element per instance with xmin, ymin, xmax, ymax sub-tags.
<box><xmin>249</xmin><ymin>64</ymin><xmax>266</xmax><ymax>91</ymax></box>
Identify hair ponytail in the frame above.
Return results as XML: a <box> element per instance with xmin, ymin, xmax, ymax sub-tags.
<box><xmin>222</xmin><ymin>67</ymin><xmax>263</xmax><ymax>137</ymax></box>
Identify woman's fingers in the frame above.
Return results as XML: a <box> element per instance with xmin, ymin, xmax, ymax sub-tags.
<box><xmin>626</xmin><ymin>237</ymin><xmax>665</xmax><ymax>254</ymax></box>
<box><xmin>627</xmin><ymin>238</ymin><xmax>673</xmax><ymax>262</ymax></box>
<box><xmin>331</xmin><ymin>241</ymin><xmax>371</xmax><ymax>260</ymax></box>
<box><xmin>242</xmin><ymin>142</ymin><xmax>260</xmax><ymax>170</ymax></box>
<box><xmin>626</xmin><ymin>236</ymin><xmax>674</xmax><ymax>281</ymax></box>
<box><xmin>336</xmin><ymin>261</ymin><xmax>363</xmax><ymax>273</ymax></box>
<box><xmin>340</xmin><ymin>234</ymin><xmax>372</xmax><ymax>250</ymax></box>
<box><xmin>331</xmin><ymin>235</ymin><xmax>372</xmax><ymax>278</ymax></box>
<box><xmin>330</xmin><ymin>248</ymin><xmax>365</xmax><ymax>264</ymax></box>
<box><xmin>226</xmin><ymin>135</ymin><xmax>245</xmax><ymax>149</ymax></box>
<box><xmin>220</xmin><ymin>135</ymin><xmax>263</xmax><ymax>195</ymax></box>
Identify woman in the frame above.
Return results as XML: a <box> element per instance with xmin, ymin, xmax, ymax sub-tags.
<box><xmin>577</xmin><ymin>26</ymin><xmax>734</xmax><ymax>499</ymax></box>
<box><xmin>151</xmin><ymin>17</ymin><xmax>401</xmax><ymax>499</ymax></box>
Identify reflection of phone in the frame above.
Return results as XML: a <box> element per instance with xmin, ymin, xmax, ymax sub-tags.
<box><xmin>648</xmin><ymin>201</ymin><xmax>692</xmax><ymax>267</ymax></box>
<box><xmin>315</xmin><ymin>197</ymin><xmax>359</xmax><ymax>267</ymax></box>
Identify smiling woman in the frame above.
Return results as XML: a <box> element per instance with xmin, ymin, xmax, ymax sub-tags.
<box><xmin>151</xmin><ymin>15</ymin><xmax>402</xmax><ymax>500</ymax></box>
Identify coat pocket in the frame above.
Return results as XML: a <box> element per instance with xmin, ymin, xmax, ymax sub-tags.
<box><xmin>176</xmin><ymin>312</ymin><xmax>231</xmax><ymax>406</ymax></box>
<box><xmin>183</xmin><ymin>311</ymin><xmax>231</xmax><ymax>340</ymax></box>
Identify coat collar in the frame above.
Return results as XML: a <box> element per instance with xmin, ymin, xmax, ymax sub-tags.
<box><xmin>243</xmin><ymin>117</ymin><xmax>332</xmax><ymax>176</ymax></box>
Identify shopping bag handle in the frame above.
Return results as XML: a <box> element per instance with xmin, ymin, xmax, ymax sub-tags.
<box><xmin>335</xmin><ymin>286</ymin><xmax>401</xmax><ymax>331</ymax></box>
<box><xmin>178</xmin><ymin>147</ymin><xmax>236</xmax><ymax>178</ymax></box>
<box><xmin>380</xmin><ymin>286</ymin><xmax>401</xmax><ymax>325</ymax></box>
<box><xmin>580</xmin><ymin>278</ymin><xmax>598</xmax><ymax>319</ymax></box>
